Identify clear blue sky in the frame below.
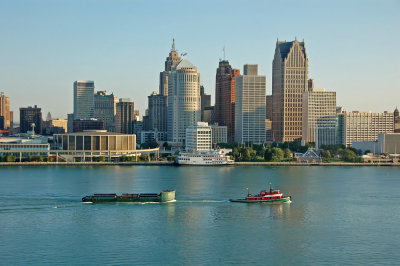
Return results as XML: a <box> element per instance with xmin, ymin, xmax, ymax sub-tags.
<box><xmin>0</xmin><ymin>0</ymin><xmax>399</xmax><ymax>120</ymax></box>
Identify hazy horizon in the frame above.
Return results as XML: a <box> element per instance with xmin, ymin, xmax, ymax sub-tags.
<box><xmin>1</xmin><ymin>0</ymin><xmax>399</xmax><ymax>121</ymax></box>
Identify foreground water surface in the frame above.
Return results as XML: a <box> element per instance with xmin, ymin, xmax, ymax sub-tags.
<box><xmin>0</xmin><ymin>165</ymin><xmax>399</xmax><ymax>265</ymax></box>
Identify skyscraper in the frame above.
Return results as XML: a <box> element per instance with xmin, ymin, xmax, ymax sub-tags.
<box><xmin>215</xmin><ymin>60</ymin><xmax>240</xmax><ymax>143</ymax></box>
<box><xmin>20</xmin><ymin>105</ymin><xmax>42</xmax><ymax>134</ymax></box>
<box><xmin>94</xmin><ymin>91</ymin><xmax>118</xmax><ymax>132</ymax></box>
<box><xmin>115</xmin><ymin>98</ymin><xmax>134</xmax><ymax>134</ymax></box>
<box><xmin>0</xmin><ymin>92</ymin><xmax>11</xmax><ymax>130</ymax></box>
<box><xmin>148</xmin><ymin>91</ymin><xmax>167</xmax><ymax>140</ymax></box>
<box><xmin>272</xmin><ymin>38</ymin><xmax>309</xmax><ymax>142</ymax></box>
<box><xmin>159</xmin><ymin>39</ymin><xmax>181</xmax><ymax>97</ymax></box>
<box><xmin>73</xmin><ymin>80</ymin><xmax>95</xmax><ymax>120</ymax></box>
<box><xmin>200</xmin><ymin>85</ymin><xmax>211</xmax><ymax>121</ymax></box>
<box><xmin>302</xmin><ymin>88</ymin><xmax>336</xmax><ymax>147</ymax></box>
<box><xmin>235</xmin><ymin>64</ymin><xmax>266</xmax><ymax>144</ymax></box>
<box><xmin>167</xmin><ymin>58</ymin><xmax>201</xmax><ymax>145</ymax></box>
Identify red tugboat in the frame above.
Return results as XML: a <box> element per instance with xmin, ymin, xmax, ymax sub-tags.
<box><xmin>230</xmin><ymin>183</ymin><xmax>291</xmax><ymax>203</ymax></box>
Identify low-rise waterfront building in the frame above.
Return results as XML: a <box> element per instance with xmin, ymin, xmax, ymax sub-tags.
<box><xmin>185</xmin><ymin>122</ymin><xmax>212</xmax><ymax>152</ymax></box>
<box><xmin>352</xmin><ymin>133</ymin><xmax>400</xmax><ymax>155</ymax></box>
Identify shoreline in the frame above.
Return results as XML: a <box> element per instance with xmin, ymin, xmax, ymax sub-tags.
<box><xmin>0</xmin><ymin>161</ymin><xmax>399</xmax><ymax>166</ymax></box>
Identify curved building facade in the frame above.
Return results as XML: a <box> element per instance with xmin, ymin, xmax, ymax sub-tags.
<box><xmin>54</xmin><ymin>131</ymin><xmax>136</xmax><ymax>153</ymax></box>
<box><xmin>167</xmin><ymin>59</ymin><xmax>201</xmax><ymax>145</ymax></box>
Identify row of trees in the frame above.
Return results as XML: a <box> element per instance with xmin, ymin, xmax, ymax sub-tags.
<box><xmin>319</xmin><ymin>144</ymin><xmax>363</xmax><ymax>162</ymax></box>
<box><xmin>230</xmin><ymin>144</ymin><xmax>296</xmax><ymax>162</ymax></box>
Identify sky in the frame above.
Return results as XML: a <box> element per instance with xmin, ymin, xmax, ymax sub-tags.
<box><xmin>0</xmin><ymin>0</ymin><xmax>399</xmax><ymax>121</ymax></box>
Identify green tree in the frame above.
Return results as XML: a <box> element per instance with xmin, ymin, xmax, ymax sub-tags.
<box><xmin>320</xmin><ymin>150</ymin><xmax>331</xmax><ymax>158</ymax></box>
<box><xmin>340</xmin><ymin>149</ymin><xmax>356</xmax><ymax>162</ymax></box>
<box><xmin>6</xmin><ymin>155</ymin><xmax>16</xmax><ymax>162</ymax></box>
<box><xmin>242</xmin><ymin>148</ymin><xmax>251</xmax><ymax>161</ymax></box>
<box><xmin>283</xmin><ymin>148</ymin><xmax>291</xmax><ymax>159</ymax></box>
<box><xmin>264</xmin><ymin>148</ymin><xmax>273</xmax><ymax>161</ymax></box>
<box><xmin>271</xmin><ymin>148</ymin><xmax>284</xmax><ymax>162</ymax></box>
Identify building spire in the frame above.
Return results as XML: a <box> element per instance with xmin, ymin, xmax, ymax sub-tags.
<box><xmin>172</xmin><ymin>38</ymin><xmax>176</xmax><ymax>51</ymax></box>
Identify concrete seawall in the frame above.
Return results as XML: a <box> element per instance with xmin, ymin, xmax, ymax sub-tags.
<box><xmin>0</xmin><ymin>161</ymin><xmax>399</xmax><ymax>167</ymax></box>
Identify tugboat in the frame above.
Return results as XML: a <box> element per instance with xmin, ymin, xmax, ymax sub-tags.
<box><xmin>230</xmin><ymin>184</ymin><xmax>291</xmax><ymax>203</ymax></box>
<box><xmin>82</xmin><ymin>190</ymin><xmax>175</xmax><ymax>203</ymax></box>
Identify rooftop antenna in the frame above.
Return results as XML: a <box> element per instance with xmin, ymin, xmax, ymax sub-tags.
<box><xmin>172</xmin><ymin>38</ymin><xmax>176</xmax><ymax>51</ymax></box>
<box><xmin>223</xmin><ymin>45</ymin><xmax>226</xmax><ymax>61</ymax></box>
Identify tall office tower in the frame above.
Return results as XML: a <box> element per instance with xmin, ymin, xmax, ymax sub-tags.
<box><xmin>302</xmin><ymin>88</ymin><xmax>336</xmax><ymax>148</ymax></box>
<box><xmin>159</xmin><ymin>39</ymin><xmax>181</xmax><ymax>97</ymax></box>
<box><xmin>266</xmin><ymin>95</ymin><xmax>273</xmax><ymax>141</ymax></box>
<box><xmin>0</xmin><ymin>92</ymin><xmax>11</xmax><ymax>129</ymax></box>
<box><xmin>94</xmin><ymin>91</ymin><xmax>119</xmax><ymax>132</ymax></box>
<box><xmin>67</xmin><ymin>114</ymin><xmax>74</xmax><ymax>133</ymax></box>
<box><xmin>73</xmin><ymin>80</ymin><xmax>95</xmax><ymax>120</ymax></box>
<box><xmin>338</xmin><ymin>111</ymin><xmax>394</xmax><ymax>147</ymax></box>
<box><xmin>19</xmin><ymin>105</ymin><xmax>42</xmax><ymax>134</ymax></box>
<box><xmin>167</xmin><ymin>58</ymin><xmax>201</xmax><ymax>144</ymax></box>
<box><xmin>148</xmin><ymin>91</ymin><xmax>167</xmax><ymax>139</ymax></box>
<box><xmin>215</xmin><ymin>60</ymin><xmax>240</xmax><ymax>143</ymax></box>
<box><xmin>185</xmin><ymin>122</ymin><xmax>212</xmax><ymax>152</ymax></box>
<box><xmin>272</xmin><ymin>38</ymin><xmax>309</xmax><ymax>142</ymax></box>
<box><xmin>235</xmin><ymin>64</ymin><xmax>266</xmax><ymax>144</ymax></box>
<box><xmin>394</xmin><ymin>107</ymin><xmax>400</xmax><ymax>133</ymax></box>
<box><xmin>200</xmin><ymin>86</ymin><xmax>211</xmax><ymax>121</ymax></box>
<box><xmin>115</xmin><ymin>99</ymin><xmax>134</xmax><ymax>134</ymax></box>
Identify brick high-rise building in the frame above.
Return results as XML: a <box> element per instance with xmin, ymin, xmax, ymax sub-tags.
<box><xmin>20</xmin><ymin>105</ymin><xmax>42</xmax><ymax>134</ymax></box>
<box><xmin>116</xmin><ymin>99</ymin><xmax>134</xmax><ymax>134</ymax></box>
<box><xmin>0</xmin><ymin>92</ymin><xmax>11</xmax><ymax>130</ymax></box>
<box><xmin>148</xmin><ymin>91</ymin><xmax>167</xmax><ymax>139</ymax></box>
<box><xmin>272</xmin><ymin>38</ymin><xmax>309</xmax><ymax>142</ymax></box>
<box><xmin>215</xmin><ymin>60</ymin><xmax>240</xmax><ymax>143</ymax></box>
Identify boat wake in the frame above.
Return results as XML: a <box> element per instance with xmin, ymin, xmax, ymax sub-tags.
<box><xmin>176</xmin><ymin>200</ymin><xmax>228</xmax><ymax>203</ymax></box>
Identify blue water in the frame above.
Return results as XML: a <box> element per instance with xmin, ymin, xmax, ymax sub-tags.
<box><xmin>0</xmin><ymin>166</ymin><xmax>399</xmax><ymax>265</ymax></box>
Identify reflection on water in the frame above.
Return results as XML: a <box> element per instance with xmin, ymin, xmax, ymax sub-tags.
<box><xmin>0</xmin><ymin>166</ymin><xmax>399</xmax><ymax>265</ymax></box>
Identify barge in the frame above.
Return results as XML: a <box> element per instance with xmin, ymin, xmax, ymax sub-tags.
<box><xmin>82</xmin><ymin>190</ymin><xmax>175</xmax><ymax>203</ymax></box>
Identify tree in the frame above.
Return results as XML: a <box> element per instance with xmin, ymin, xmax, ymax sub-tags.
<box><xmin>6</xmin><ymin>155</ymin><xmax>16</xmax><ymax>162</ymax></box>
<box><xmin>283</xmin><ymin>148</ymin><xmax>291</xmax><ymax>159</ymax></box>
<box><xmin>320</xmin><ymin>150</ymin><xmax>331</xmax><ymax>158</ymax></box>
<box><xmin>340</xmin><ymin>149</ymin><xmax>356</xmax><ymax>162</ymax></box>
<box><xmin>264</xmin><ymin>148</ymin><xmax>273</xmax><ymax>161</ymax></box>
<box><xmin>271</xmin><ymin>148</ymin><xmax>284</xmax><ymax>162</ymax></box>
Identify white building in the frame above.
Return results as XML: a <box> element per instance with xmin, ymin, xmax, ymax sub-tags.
<box><xmin>342</xmin><ymin>111</ymin><xmax>394</xmax><ymax>147</ymax></box>
<box><xmin>235</xmin><ymin>64</ymin><xmax>266</xmax><ymax>144</ymax></box>
<box><xmin>74</xmin><ymin>80</ymin><xmax>95</xmax><ymax>120</ymax></box>
<box><xmin>185</xmin><ymin>122</ymin><xmax>212</xmax><ymax>152</ymax></box>
<box><xmin>167</xmin><ymin>59</ymin><xmax>201</xmax><ymax>145</ymax></box>
<box><xmin>352</xmin><ymin>133</ymin><xmax>400</xmax><ymax>155</ymax></box>
<box><xmin>302</xmin><ymin>88</ymin><xmax>336</xmax><ymax>147</ymax></box>
<box><xmin>211</xmin><ymin>123</ymin><xmax>227</xmax><ymax>144</ymax></box>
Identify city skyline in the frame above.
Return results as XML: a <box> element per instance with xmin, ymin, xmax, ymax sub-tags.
<box><xmin>0</xmin><ymin>0</ymin><xmax>399</xmax><ymax>120</ymax></box>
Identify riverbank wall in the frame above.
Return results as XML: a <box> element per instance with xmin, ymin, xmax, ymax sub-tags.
<box><xmin>0</xmin><ymin>161</ymin><xmax>399</xmax><ymax>166</ymax></box>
